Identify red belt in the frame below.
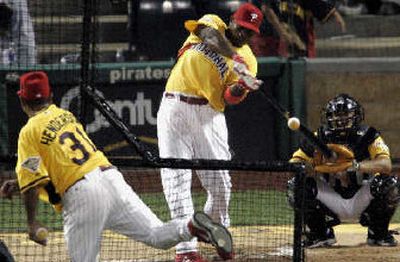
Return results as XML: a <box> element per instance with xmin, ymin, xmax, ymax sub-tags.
<box><xmin>99</xmin><ymin>165</ymin><xmax>115</xmax><ymax>172</ymax></box>
<box><xmin>165</xmin><ymin>92</ymin><xmax>208</xmax><ymax>105</ymax></box>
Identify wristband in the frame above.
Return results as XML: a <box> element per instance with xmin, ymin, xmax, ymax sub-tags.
<box><xmin>224</xmin><ymin>86</ymin><xmax>245</xmax><ymax>105</ymax></box>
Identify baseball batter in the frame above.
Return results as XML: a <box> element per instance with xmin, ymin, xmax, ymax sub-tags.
<box><xmin>2</xmin><ymin>71</ymin><xmax>234</xmax><ymax>261</ymax></box>
<box><xmin>288</xmin><ymin>94</ymin><xmax>399</xmax><ymax>248</ymax></box>
<box><xmin>157</xmin><ymin>3</ymin><xmax>263</xmax><ymax>261</ymax></box>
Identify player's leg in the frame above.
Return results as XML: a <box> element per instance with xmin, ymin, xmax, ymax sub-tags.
<box><xmin>315</xmin><ymin>179</ymin><xmax>374</xmax><ymax>222</ymax></box>
<box><xmin>360</xmin><ymin>175</ymin><xmax>400</xmax><ymax>246</ymax></box>
<box><xmin>288</xmin><ymin>176</ymin><xmax>339</xmax><ymax>248</ymax></box>
<box><xmin>106</xmin><ymin>170</ymin><xmax>234</xmax><ymax>259</ymax></box>
<box><xmin>196</xmin><ymin>169</ymin><xmax>231</xmax><ymax>227</ymax></box>
<box><xmin>157</xmin><ymin>98</ymin><xmax>200</xmax><ymax>256</ymax></box>
<box><xmin>194</xmin><ymin>109</ymin><xmax>232</xmax><ymax>227</ymax></box>
<box><xmin>62</xmin><ymin>168</ymin><xmax>109</xmax><ymax>262</ymax></box>
<box><xmin>106</xmin><ymin>169</ymin><xmax>188</xmax><ymax>248</ymax></box>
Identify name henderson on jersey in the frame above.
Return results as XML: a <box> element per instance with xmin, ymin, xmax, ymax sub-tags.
<box><xmin>40</xmin><ymin>112</ymin><xmax>76</xmax><ymax>145</ymax></box>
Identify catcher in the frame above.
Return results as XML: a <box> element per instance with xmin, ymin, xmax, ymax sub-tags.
<box><xmin>288</xmin><ymin>93</ymin><xmax>399</xmax><ymax>248</ymax></box>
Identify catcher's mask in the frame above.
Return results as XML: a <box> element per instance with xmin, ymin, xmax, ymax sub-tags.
<box><xmin>323</xmin><ymin>93</ymin><xmax>364</xmax><ymax>137</ymax></box>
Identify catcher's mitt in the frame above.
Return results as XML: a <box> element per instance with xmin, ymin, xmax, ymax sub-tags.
<box><xmin>313</xmin><ymin>144</ymin><xmax>355</xmax><ymax>173</ymax></box>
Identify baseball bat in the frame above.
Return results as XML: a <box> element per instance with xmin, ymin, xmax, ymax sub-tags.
<box><xmin>82</xmin><ymin>86</ymin><xmax>157</xmax><ymax>162</ymax></box>
<box><xmin>258</xmin><ymin>89</ymin><xmax>335</xmax><ymax>159</ymax></box>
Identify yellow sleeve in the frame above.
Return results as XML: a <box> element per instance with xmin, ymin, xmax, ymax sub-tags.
<box><xmin>225</xmin><ymin>44</ymin><xmax>258</xmax><ymax>86</ymax></box>
<box><xmin>368</xmin><ymin>136</ymin><xmax>391</xmax><ymax>159</ymax></box>
<box><xmin>290</xmin><ymin>148</ymin><xmax>314</xmax><ymax>163</ymax></box>
<box><xmin>15</xmin><ymin>126</ymin><xmax>50</xmax><ymax>193</ymax></box>
<box><xmin>238</xmin><ymin>45</ymin><xmax>258</xmax><ymax>77</ymax></box>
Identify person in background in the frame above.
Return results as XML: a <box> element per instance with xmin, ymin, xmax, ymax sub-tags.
<box><xmin>249</xmin><ymin>0</ymin><xmax>306</xmax><ymax>57</ymax></box>
<box><xmin>0</xmin><ymin>0</ymin><xmax>36</xmax><ymax>66</ymax></box>
<box><xmin>278</xmin><ymin>0</ymin><xmax>346</xmax><ymax>57</ymax></box>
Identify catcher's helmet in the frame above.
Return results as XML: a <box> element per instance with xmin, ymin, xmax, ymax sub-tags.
<box><xmin>323</xmin><ymin>93</ymin><xmax>364</xmax><ymax>137</ymax></box>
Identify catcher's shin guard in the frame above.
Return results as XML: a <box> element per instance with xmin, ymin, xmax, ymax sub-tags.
<box><xmin>370</xmin><ymin>175</ymin><xmax>400</xmax><ymax>207</ymax></box>
<box><xmin>360</xmin><ymin>177</ymin><xmax>399</xmax><ymax>246</ymax></box>
<box><xmin>188</xmin><ymin>212</ymin><xmax>233</xmax><ymax>260</ymax></box>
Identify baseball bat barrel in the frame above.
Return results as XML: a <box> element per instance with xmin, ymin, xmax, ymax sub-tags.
<box><xmin>258</xmin><ymin>89</ymin><xmax>334</xmax><ymax>159</ymax></box>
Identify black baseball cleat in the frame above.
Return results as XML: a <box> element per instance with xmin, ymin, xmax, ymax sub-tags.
<box><xmin>367</xmin><ymin>230</ymin><xmax>398</xmax><ymax>247</ymax></box>
<box><xmin>303</xmin><ymin>228</ymin><xmax>337</xmax><ymax>249</ymax></box>
<box><xmin>188</xmin><ymin>212</ymin><xmax>234</xmax><ymax>260</ymax></box>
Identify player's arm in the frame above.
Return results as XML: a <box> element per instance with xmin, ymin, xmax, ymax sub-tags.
<box><xmin>357</xmin><ymin>155</ymin><xmax>392</xmax><ymax>175</ymax></box>
<box><xmin>306</xmin><ymin>0</ymin><xmax>346</xmax><ymax>33</ymax></box>
<box><xmin>16</xmin><ymin>128</ymin><xmax>48</xmax><ymax>246</ymax></box>
<box><xmin>289</xmin><ymin>148</ymin><xmax>314</xmax><ymax>174</ymax></box>
<box><xmin>260</xmin><ymin>2</ymin><xmax>306</xmax><ymax>51</ymax></box>
<box><xmin>194</xmin><ymin>24</ymin><xmax>236</xmax><ymax>58</ymax></box>
<box><xmin>23</xmin><ymin>186</ymin><xmax>47</xmax><ymax>246</ymax></box>
<box><xmin>359</xmin><ymin>136</ymin><xmax>392</xmax><ymax>175</ymax></box>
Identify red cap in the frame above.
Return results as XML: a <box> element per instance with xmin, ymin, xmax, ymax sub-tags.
<box><xmin>232</xmin><ymin>3</ymin><xmax>263</xmax><ymax>34</ymax></box>
<box><xmin>17</xmin><ymin>71</ymin><xmax>51</xmax><ymax>101</ymax></box>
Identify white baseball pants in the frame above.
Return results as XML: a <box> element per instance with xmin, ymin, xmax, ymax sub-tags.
<box><xmin>157</xmin><ymin>94</ymin><xmax>232</xmax><ymax>254</ymax></box>
<box><xmin>316</xmin><ymin>178</ymin><xmax>374</xmax><ymax>221</ymax></box>
<box><xmin>62</xmin><ymin>167</ymin><xmax>193</xmax><ymax>262</ymax></box>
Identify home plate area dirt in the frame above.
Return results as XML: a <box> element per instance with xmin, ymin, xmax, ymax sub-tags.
<box><xmin>305</xmin><ymin>224</ymin><xmax>400</xmax><ymax>262</ymax></box>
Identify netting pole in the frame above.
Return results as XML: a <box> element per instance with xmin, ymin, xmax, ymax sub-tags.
<box><xmin>293</xmin><ymin>166</ymin><xmax>306</xmax><ymax>262</ymax></box>
<box><xmin>79</xmin><ymin>0</ymin><xmax>94</xmax><ymax>126</ymax></box>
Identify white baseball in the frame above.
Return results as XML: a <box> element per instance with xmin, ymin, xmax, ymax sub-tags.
<box><xmin>36</xmin><ymin>227</ymin><xmax>49</xmax><ymax>241</ymax></box>
<box><xmin>287</xmin><ymin>117</ymin><xmax>300</xmax><ymax>130</ymax></box>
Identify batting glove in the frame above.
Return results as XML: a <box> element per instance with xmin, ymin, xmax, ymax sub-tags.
<box><xmin>232</xmin><ymin>54</ymin><xmax>262</xmax><ymax>91</ymax></box>
<box><xmin>238</xmin><ymin>75</ymin><xmax>263</xmax><ymax>91</ymax></box>
<box><xmin>232</xmin><ymin>54</ymin><xmax>248</xmax><ymax>75</ymax></box>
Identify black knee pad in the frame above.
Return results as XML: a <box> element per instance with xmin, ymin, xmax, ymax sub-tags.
<box><xmin>370</xmin><ymin>175</ymin><xmax>400</xmax><ymax>207</ymax></box>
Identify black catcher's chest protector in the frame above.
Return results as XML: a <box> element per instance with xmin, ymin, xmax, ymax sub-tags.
<box><xmin>317</xmin><ymin>124</ymin><xmax>380</xmax><ymax>162</ymax></box>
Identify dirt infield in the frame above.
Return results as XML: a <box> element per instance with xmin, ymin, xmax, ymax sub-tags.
<box><xmin>306</xmin><ymin>224</ymin><xmax>400</xmax><ymax>262</ymax></box>
<box><xmin>2</xmin><ymin>224</ymin><xmax>400</xmax><ymax>261</ymax></box>
<box><xmin>0</xmin><ymin>226</ymin><xmax>294</xmax><ymax>262</ymax></box>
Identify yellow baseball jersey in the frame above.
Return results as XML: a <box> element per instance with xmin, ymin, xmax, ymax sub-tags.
<box><xmin>166</xmin><ymin>14</ymin><xmax>258</xmax><ymax>112</ymax></box>
<box><xmin>16</xmin><ymin>104</ymin><xmax>110</xmax><ymax>208</ymax></box>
